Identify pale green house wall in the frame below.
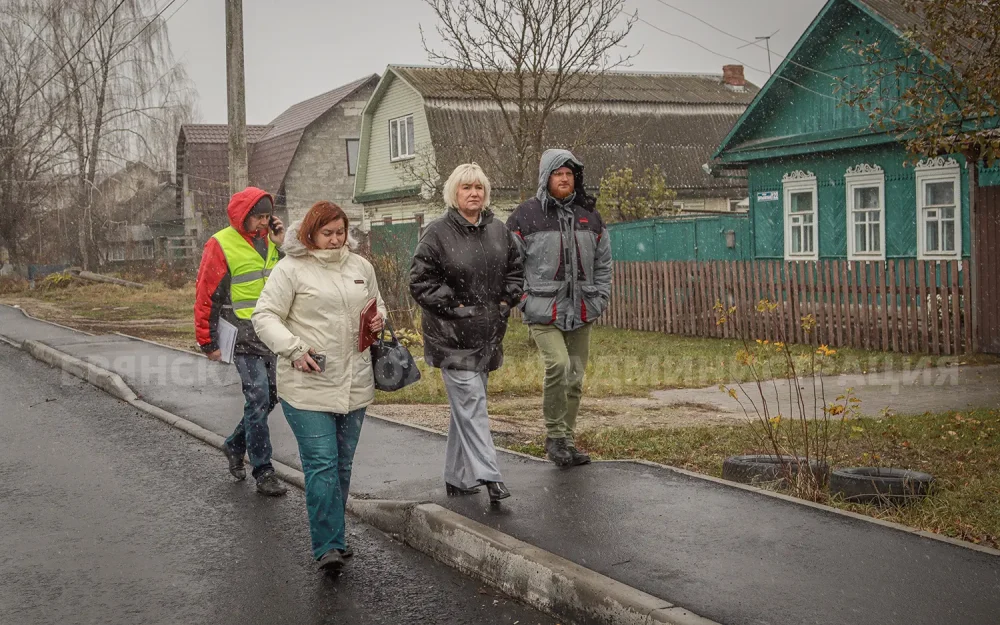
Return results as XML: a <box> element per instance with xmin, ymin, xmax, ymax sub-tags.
<box><xmin>355</xmin><ymin>72</ymin><xmax>435</xmax><ymax>206</ymax></box>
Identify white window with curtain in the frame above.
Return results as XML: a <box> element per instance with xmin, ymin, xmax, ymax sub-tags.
<box><xmin>916</xmin><ymin>157</ymin><xmax>961</xmax><ymax>259</ymax></box>
<box><xmin>783</xmin><ymin>170</ymin><xmax>818</xmax><ymax>260</ymax></box>
<box><xmin>845</xmin><ymin>164</ymin><xmax>885</xmax><ymax>260</ymax></box>
<box><xmin>389</xmin><ymin>115</ymin><xmax>415</xmax><ymax>161</ymax></box>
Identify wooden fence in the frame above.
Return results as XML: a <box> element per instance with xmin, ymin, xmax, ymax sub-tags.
<box><xmin>598</xmin><ymin>259</ymin><xmax>972</xmax><ymax>355</ymax></box>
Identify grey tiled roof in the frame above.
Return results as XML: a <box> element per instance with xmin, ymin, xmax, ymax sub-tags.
<box><xmin>392</xmin><ymin>65</ymin><xmax>759</xmax><ymax>105</ymax></box>
<box><xmin>265</xmin><ymin>75</ymin><xmax>378</xmax><ymax>138</ymax></box>
<box><xmin>425</xmin><ymin>105</ymin><xmax>749</xmax><ymax>194</ymax></box>
<box><xmin>855</xmin><ymin>0</ymin><xmax>978</xmax><ymax>60</ymax></box>
<box><xmin>180</xmin><ymin>124</ymin><xmax>272</xmax><ymax>144</ymax></box>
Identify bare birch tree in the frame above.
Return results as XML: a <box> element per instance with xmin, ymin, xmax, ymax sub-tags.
<box><xmin>43</xmin><ymin>0</ymin><xmax>194</xmax><ymax>269</ymax></box>
<box><xmin>421</xmin><ymin>0</ymin><xmax>637</xmax><ymax>200</ymax></box>
<box><xmin>0</xmin><ymin>1</ymin><xmax>65</xmax><ymax>265</ymax></box>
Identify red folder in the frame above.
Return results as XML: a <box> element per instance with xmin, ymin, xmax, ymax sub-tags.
<box><xmin>359</xmin><ymin>298</ymin><xmax>380</xmax><ymax>352</ymax></box>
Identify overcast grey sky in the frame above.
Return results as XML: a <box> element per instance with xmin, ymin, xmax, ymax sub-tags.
<box><xmin>165</xmin><ymin>0</ymin><xmax>828</xmax><ymax>125</ymax></box>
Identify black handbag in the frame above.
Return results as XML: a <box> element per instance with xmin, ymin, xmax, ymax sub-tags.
<box><xmin>370</xmin><ymin>321</ymin><xmax>422</xmax><ymax>391</ymax></box>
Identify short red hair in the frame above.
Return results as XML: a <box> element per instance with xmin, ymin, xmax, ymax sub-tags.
<box><xmin>298</xmin><ymin>201</ymin><xmax>349</xmax><ymax>250</ymax></box>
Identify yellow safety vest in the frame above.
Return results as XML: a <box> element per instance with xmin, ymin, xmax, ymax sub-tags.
<box><xmin>213</xmin><ymin>226</ymin><xmax>280</xmax><ymax>319</ymax></box>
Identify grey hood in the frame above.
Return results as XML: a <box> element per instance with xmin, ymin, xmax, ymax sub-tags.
<box><xmin>535</xmin><ymin>148</ymin><xmax>586</xmax><ymax>206</ymax></box>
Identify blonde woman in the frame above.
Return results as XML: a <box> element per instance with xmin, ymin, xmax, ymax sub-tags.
<box><xmin>252</xmin><ymin>201</ymin><xmax>386</xmax><ymax>572</ymax></box>
<box><xmin>409</xmin><ymin>163</ymin><xmax>524</xmax><ymax>504</ymax></box>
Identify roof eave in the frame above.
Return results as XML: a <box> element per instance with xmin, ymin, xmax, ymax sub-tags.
<box><xmin>355</xmin><ymin>185</ymin><xmax>422</xmax><ymax>204</ymax></box>
<box><xmin>713</xmin><ymin>0</ymin><xmax>842</xmax><ymax>160</ymax></box>
<box><xmin>718</xmin><ymin>131</ymin><xmax>900</xmax><ymax>164</ymax></box>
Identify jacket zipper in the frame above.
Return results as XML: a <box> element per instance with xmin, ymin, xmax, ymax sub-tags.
<box><xmin>566</xmin><ymin>210</ymin><xmax>576</xmax><ymax>328</ymax></box>
<box><xmin>474</xmin><ymin>224</ymin><xmax>495</xmax><ymax>340</ymax></box>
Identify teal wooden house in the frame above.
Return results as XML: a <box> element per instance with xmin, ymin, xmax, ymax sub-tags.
<box><xmin>712</xmin><ymin>0</ymin><xmax>1000</xmax><ymax>264</ymax></box>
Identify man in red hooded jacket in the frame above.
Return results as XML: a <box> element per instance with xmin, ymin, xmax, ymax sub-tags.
<box><xmin>194</xmin><ymin>187</ymin><xmax>287</xmax><ymax>496</ymax></box>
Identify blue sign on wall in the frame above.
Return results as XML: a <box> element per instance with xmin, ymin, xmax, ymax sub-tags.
<box><xmin>756</xmin><ymin>191</ymin><xmax>779</xmax><ymax>202</ymax></box>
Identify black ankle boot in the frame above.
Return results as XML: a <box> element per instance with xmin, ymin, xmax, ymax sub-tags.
<box><xmin>567</xmin><ymin>445</ymin><xmax>592</xmax><ymax>466</ymax></box>
<box><xmin>545</xmin><ymin>437</ymin><xmax>573</xmax><ymax>467</ymax></box>
<box><xmin>483</xmin><ymin>481</ymin><xmax>510</xmax><ymax>503</ymax></box>
<box><xmin>446</xmin><ymin>482</ymin><xmax>481</xmax><ymax>496</ymax></box>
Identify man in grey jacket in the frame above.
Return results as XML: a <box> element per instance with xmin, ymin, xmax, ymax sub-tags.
<box><xmin>507</xmin><ymin>149</ymin><xmax>613</xmax><ymax>467</ymax></box>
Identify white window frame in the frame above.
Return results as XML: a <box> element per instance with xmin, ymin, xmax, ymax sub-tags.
<box><xmin>388</xmin><ymin>115</ymin><xmax>415</xmax><ymax>161</ymax></box>
<box><xmin>915</xmin><ymin>157</ymin><xmax>961</xmax><ymax>260</ymax></box>
<box><xmin>782</xmin><ymin>170</ymin><xmax>819</xmax><ymax>261</ymax></box>
<box><xmin>844</xmin><ymin>164</ymin><xmax>886</xmax><ymax>261</ymax></box>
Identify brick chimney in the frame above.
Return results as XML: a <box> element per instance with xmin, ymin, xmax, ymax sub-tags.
<box><xmin>722</xmin><ymin>64</ymin><xmax>746</xmax><ymax>89</ymax></box>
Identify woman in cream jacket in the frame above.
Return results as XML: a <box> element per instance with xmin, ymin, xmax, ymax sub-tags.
<box><xmin>252</xmin><ymin>201</ymin><xmax>386</xmax><ymax>573</ymax></box>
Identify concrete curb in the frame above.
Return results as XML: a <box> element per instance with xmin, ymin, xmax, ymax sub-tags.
<box><xmin>10</xmin><ymin>304</ymin><xmax>96</xmax><ymax>335</ymax></box>
<box><xmin>349</xmin><ymin>499</ymin><xmax>718</xmax><ymax>625</ymax></box>
<box><xmin>23</xmin><ymin>339</ymin><xmax>138</xmax><ymax>402</ymax></box>
<box><xmin>7</xmin><ymin>331</ymin><xmax>715</xmax><ymax>625</ymax></box>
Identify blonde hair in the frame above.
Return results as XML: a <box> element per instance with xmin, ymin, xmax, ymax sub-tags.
<box><xmin>443</xmin><ymin>163</ymin><xmax>491</xmax><ymax>210</ymax></box>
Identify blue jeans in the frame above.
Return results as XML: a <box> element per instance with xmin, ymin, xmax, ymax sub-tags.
<box><xmin>281</xmin><ymin>400</ymin><xmax>366</xmax><ymax>560</ymax></box>
<box><xmin>226</xmin><ymin>354</ymin><xmax>277</xmax><ymax>479</ymax></box>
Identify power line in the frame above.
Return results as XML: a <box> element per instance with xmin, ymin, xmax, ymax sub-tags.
<box><xmin>7</xmin><ymin>0</ymin><xmax>189</xmax><ymax>157</ymax></box>
<box><xmin>646</xmin><ymin>0</ymin><xmax>843</xmax><ymax>82</ymax></box>
<box><xmin>633</xmin><ymin>13</ymin><xmax>839</xmax><ymax>101</ymax></box>
<box><xmin>24</xmin><ymin>0</ymin><xmax>129</xmax><ymax>103</ymax></box>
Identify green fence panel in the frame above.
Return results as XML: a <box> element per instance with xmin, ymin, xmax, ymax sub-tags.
<box><xmin>369</xmin><ymin>223</ymin><xmax>420</xmax><ymax>261</ymax></box>
<box><xmin>608</xmin><ymin>214</ymin><xmax>750</xmax><ymax>261</ymax></box>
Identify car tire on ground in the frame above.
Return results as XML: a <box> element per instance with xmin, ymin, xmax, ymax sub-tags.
<box><xmin>722</xmin><ymin>454</ymin><xmax>829</xmax><ymax>487</ymax></box>
<box><xmin>829</xmin><ymin>467</ymin><xmax>933</xmax><ymax>505</ymax></box>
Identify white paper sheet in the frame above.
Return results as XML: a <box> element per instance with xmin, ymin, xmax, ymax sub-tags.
<box><xmin>217</xmin><ymin>317</ymin><xmax>238</xmax><ymax>364</ymax></box>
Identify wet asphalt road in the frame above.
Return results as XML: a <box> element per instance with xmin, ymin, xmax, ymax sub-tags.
<box><xmin>0</xmin><ymin>343</ymin><xmax>556</xmax><ymax>625</ymax></box>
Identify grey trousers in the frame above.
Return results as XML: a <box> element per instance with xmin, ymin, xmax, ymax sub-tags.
<box><xmin>441</xmin><ymin>368</ymin><xmax>503</xmax><ymax>489</ymax></box>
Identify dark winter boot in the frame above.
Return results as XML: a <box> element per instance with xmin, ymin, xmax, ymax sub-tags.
<box><xmin>318</xmin><ymin>549</ymin><xmax>345</xmax><ymax>572</ymax></box>
<box><xmin>545</xmin><ymin>437</ymin><xmax>573</xmax><ymax>467</ymax></box>
<box><xmin>567</xmin><ymin>445</ymin><xmax>592</xmax><ymax>466</ymax></box>
<box><xmin>222</xmin><ymin>444</ymin><xmax>246</xmax><ymax>481</ymax></box>
<box><xmin>255</xmin><ymin>470</ymin><xmax>288</xmax><ymax>497</ymax></box>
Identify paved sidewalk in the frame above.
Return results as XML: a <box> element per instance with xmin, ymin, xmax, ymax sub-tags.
<box><xmin>2</xmin><ymin>304</ymin><xmax>999</xmax><ymax>625</ymax></box>
<box><xmin>651</xmin><ymin>363</ymin><xmax>1000</xmax><ymax>416</ymax></box>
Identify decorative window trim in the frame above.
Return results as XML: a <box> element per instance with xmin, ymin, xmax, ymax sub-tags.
<box><xmin>782</xmin><ymin>171</ymin><xmax>818</xmax><ymax>261</ymax></box>
<box><xmin>915</xmin><ymin>158</ymin><xmax>961</xmax><ymax>260</ymax></box>
<box><xmin>915</xmin><ymin>156</ymin><xmax>960</xmax><ymax>171</ymax></box>
<box><xmin>388</xmin><ymin>115</ymin><xmax>415</xmax><ymax>162</ymax></box>
<box><xmin>782</xmin><ymin>170</ymin><xmax>815</xmax><ymax>182</ymax></box>
<box><xmin>845</xmin><ymin>164</ymin><xmax>886</xmax><ymax>261</ymax></box>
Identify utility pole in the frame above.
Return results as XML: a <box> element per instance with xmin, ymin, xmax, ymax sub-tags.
<box><xmin>225</xmin><ymin>0</ymin><xmax>248</xmax><ymax>194</ymax></box>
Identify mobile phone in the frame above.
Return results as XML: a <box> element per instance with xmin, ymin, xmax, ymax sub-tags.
<box><xmin>269</xmin><ymin>215</ymin><xmax>281</xmax><ymax>234</ymax></box>
<box><xmin>311</xmin><ymin>353</ymin><xmax>326</xmax><ymax>372</ymax></box>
